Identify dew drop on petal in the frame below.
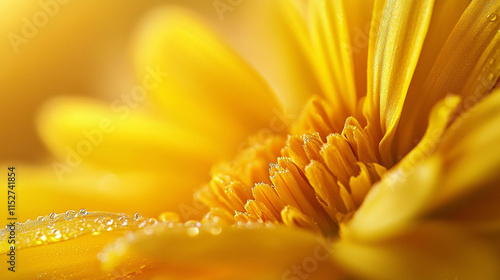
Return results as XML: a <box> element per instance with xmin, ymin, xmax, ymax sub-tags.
<box><xmin>136</xmin><ymin>217</ymin><xmax>147</xmax><ymax>228</ymax></box>
<box><xmin>209</xmin><ymin>225</ymin><xmax>222</xmax><ymax>235</ymax></box>
<box><xmin>488</xmin><ymin>13</ymin><xmax>498</xmax><ymax>22</ymax></box>
<box><xmin>104</xmin><ymin>218</ymin><xmax>114</xmax><ymax>226</ymax></box>
<box><xmin>184</xmin><ymin>220</ymin><xmax>201</xmax><ymax>228</ymax></box>
<box><xmin>49</xmin><ymin>213</ymin><xmax>57</xmax><ymax>219</ymax></box>
<box><xmin>66</xmin><ymin>210</ymin><xmax>76</xmax><ymax>219</ymax></box>
<box><xmin>79</xmin><ymin>209</ymin><xmax>88</xmax><ymax>216</ymax></box>
<box><xmin>186</xmin><ymin>227</ymin><xmax>199</xmax><ymax>237</ymax></box>
<box><xmin>148</xmin><ymin>218</ymin><xmax>158</xmax><ymax>225</ymax></box>
<box><xmin>133</xmin><ymin>213</ymin><xmax>142</xmax><ymax>220</ymax></box>
<box><xmin>117</xmin><ymin>216</ymin><xmax>128</xmax><ymax>226</ymax></box>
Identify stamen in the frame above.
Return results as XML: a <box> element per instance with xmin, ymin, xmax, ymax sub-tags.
<box><xmin>196</xmin><ymin>97</ymin><xmax>385</xmax><ymax>236</ymax></box>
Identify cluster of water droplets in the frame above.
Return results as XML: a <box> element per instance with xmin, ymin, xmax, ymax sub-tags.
<box><xmin>0</xmin><ymin>209</ymin><xmax>163</xmax><ymax>250</ymax></box>
<box><xmin>0</xmin><ymin>207</ymin><xmax>280</xmax><ymax>255</ymax></box>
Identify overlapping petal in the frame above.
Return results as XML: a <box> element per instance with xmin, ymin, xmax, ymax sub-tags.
<box><xmin>364</xmin><ymin>0</ymin><xmax>435</xmax><ymax>166</ymax></box>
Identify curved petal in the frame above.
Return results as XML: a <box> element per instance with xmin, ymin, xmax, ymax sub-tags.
<box><xmin>2</xmin><ymin>164</ymin><xmax>204</xmax><ymax>221</ymax></box>
<box><xmin>395</xmin><ymin>0</ymin><xmax>500</xmax><ymax>158</ymax></box>
<box><xmin>335</xmin><ymin>223</ymin><xmax>500</xmax><ymax>280</ymax></box>
<box><xmin>308</xmin><ymin>0</ymin><xmax>357</xmax><ymax>120</ymax></box>
<box><xmin>392</xmin><ymin>0</ymin><xmax>471</xmax><ymax>158</ymax></box>
<box><xmin>342</xmin><ymin>0</ymin><xmax>375</xmax><ymax>102</ymax></box>
<box><xmin>364</xmin><ymin>0</ymin><xmax>434</xmax><ymax>165</ymax></box>
<box><xmin>133</xmin><ymin>7</ymin><xmax>285</xmax><ymax>159</ymax></box>
<box><xmin>346</xmin><ymin>89</ymin><xmax>500</xmax><ymax>240</ymax></box>
<box><xmin>343</xmin><ymin>95</ymin><xmax>460</xmax><ymax>240</ymax></box>
<box><xmin>101</xmin><ymin>223</ymin><xmax>340</xmax><ymax>279</ymax></box>
<box><xmin>232</xmin><ymin>0</ymin><xmax>322</xmax><ymax>114</ymax></box>
<box><xmin>0</xmin><ymin>211</ymin><xmax>154</xmax><ymax>280</ymax></box>
<box><xmin>37</xmin><ymin>97</ymin><xmax>216</xmax><ymax>173</ymax></box>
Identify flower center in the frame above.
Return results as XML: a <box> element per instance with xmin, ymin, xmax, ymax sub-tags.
<box><xmin>197</xmin><ymin>97</ymin><xmax>387</xmax><ymax>236</ymax></box>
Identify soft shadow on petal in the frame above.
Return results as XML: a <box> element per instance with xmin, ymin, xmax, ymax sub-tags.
<box><xmin>335</xmin><ymin>223</ymin><xmax>500</xmax><ymax>280</ymax></box>
<box><xmin>342</xmin><ymin>0</ymin><xmax>375</xmax><ymax>102</ymax></box>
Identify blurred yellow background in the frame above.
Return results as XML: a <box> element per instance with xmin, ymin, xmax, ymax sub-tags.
<box><xmin>0</xmin><ymin>0</ymin><xmax>218</xmax><ymax>162</ymax></box>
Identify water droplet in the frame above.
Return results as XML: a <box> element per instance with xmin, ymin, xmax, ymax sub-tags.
<box><xmin>488</xmin><ymin>13</ymin><xmax>498</xmax><ymax>22</ymax></box>
<box><xmin>36</xmin><ymin>216</ymin><xmax>44</xmax><ymax>221</ymax></box>
<box><xmin>40</xmin><ymin>235</ymin><xmax>47</xmax><ymax>242</ymax></box>
<box><xmin>104</xmin><ymin>217</ymin><xmax>114</xmax><ymax>226</ymax></box>
<box><xmin>53</xmin><ymin>230</ymin><xmax>62</xmax><ymax>239</ymax></box>
<box><xmin>49</xmin><ymin>213</ymin><xmax>57</xmax><ymax>219</ymax></box>
<box><xmin>106</xmin><ymin>227</ymin><xmax>113</xmax><ymax>231</ymax></box>
<box><xmin>209</xmin><ymin>225</ymin><xmax>222</xmax><ymax>235</ymax></box>
<box><xmin>117</xmin><ymin>216</ymin><xmax>128</xmax><ymax>226</ymax></box>
<box><xmin>79</xmin><ymin>209</ymin><xmax>88</xmax><ymax>216</ymax></box>
<box><xmin>133</xmin><ymin>213</ymin><xmax>142</xmax><ymax>220</ymax></box>
<box><xmin>66</xmin><ymin>210</ymin><xmax>76</xmax><ymax>218</ymax></box>
<box><xmin>148</xmin><ymin>218</ymin><xmax>158</xmax><ymax>225</ymax></box>
<box><xmin>184</xmin><ymin>220</ymin><xmax>201</xmax><ymax>228</ymax></box>
<box><xmin>136</xmin><ymin>217</ymin><xmax>147</xmax><ymax>228</ymax></box>
<box><xmin>186</xmin><ymin>227</ymin><xmax>200</xmax><ymax>237</ymax></box>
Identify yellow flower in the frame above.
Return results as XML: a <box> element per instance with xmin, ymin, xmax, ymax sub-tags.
<box><xmin>2</xmin><ymin>0</ymin><xmax>500</xmax><ymax>279</ymax></box>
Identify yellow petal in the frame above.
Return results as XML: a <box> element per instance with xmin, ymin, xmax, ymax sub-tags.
<box><xmin>335</xmin><ymin>223</ymin><xmax>500</xmax><ymax>280</ymax></box>
<box><xmin>345</xmin><ymin>96</ymin><xmax>460</xmax><ymax>240</ymax></box>
<box><xmin>3</xmin><ymin>164</ymin><xmax>203</xmax><ymax>221</ymax></box>
<box><xmin>342</xmin><ymin>0</ymin><xmax>375</xmax><ymax>101</ymax></box>
<box><xmin>431</xmin><ymin>88</ymin><xmax>500</xmax><ymax>205</ymax></box>
<box><xmin>0</xmin><ymin>0</ymin><xmax>165</xmax><ymax>161</ymax></box>
<box><xmin>233</xmin><ymin>0</ymin><xmax>322</xmax><ymax>114</ymax></box>
<box><xmin>133</xmin><ymin>7</ymin><xmax>285</xmax><ymax>157</ymax></box>
<box><xmin>0</xmin><ymin>211</ymin><xmax>153</xmax><ymax>279</ymax></box>
<box><xmin>364</xmin><ymin>0</ymin><xmax>434</xmax><ymax>165</ymax></box>
<box><xmin>393</xmin><ymin>0</ymin><xmax>471</xmax><ymax>158</ymax></box>
<box><xmin>37</xmin><ymin>96</ymin><xmax>215</xmax><ymax>174</ymax></box>
<box><xmin>346</xmin><ymin>89</ymin><xmax>500</xmax><ymax>241</ymax></box>
<box><xmin>395</xmin><ymin>0</ymin><xmax>500</xmax><ymax>158</ymax></box>
<box><xmin>101</xmin><ymin>223</ymin><xmax>340</xmax><ymax>279</ymax></box>
<box><xmin>308</xmin><ymin>0</ymin><xmax>357</xmax><ymax>120</ymax></box>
